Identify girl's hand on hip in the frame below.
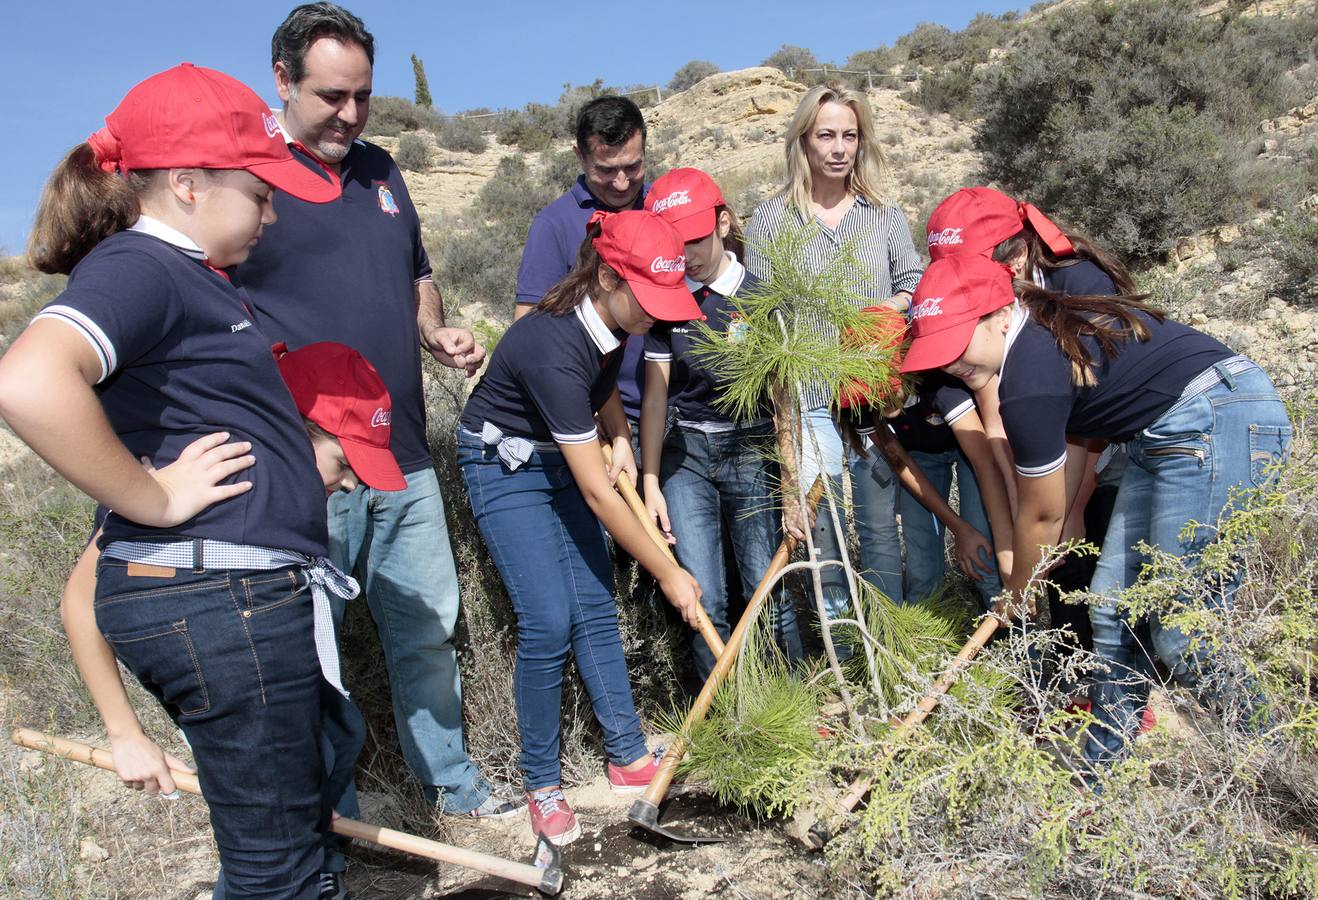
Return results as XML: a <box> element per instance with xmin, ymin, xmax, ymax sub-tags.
<box><xmin>144</xmin><ymin>432</ymin><xmax>254</xmax><ymax>527</ymax></box>
<box><xmin>660</xmin><ymin>567</ymin><xmax>703</xmax><ymax>628</ymax></box>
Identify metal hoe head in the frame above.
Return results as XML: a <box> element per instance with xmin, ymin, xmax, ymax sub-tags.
<box><xmin>531</xmin><ymin>836</ymin><xmax>565</xmax><ymax>895</ymax></box>
<box><xmin>628</xmin><ymin>798</ymin><xmax>727</xmax><ymax>845</ymax></box>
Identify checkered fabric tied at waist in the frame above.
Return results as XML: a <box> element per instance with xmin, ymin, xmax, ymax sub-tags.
<box><xmin>101</xmin><ymin>539</ymin><xmax>359</xmax><ymax>698</ymax></box>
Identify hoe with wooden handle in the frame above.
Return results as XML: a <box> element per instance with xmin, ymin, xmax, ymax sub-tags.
<box><xmin>802</xmin><ymin>614</ymin><xmax>1002</xmax><ymax>849</ymax></box>
<box><xmin>11</xmin><ymin>728</ymin><xmax>564</xmax><ymax>895</ymax></box>
<box><xmin>599</xmin><ymin>441</ymin><xmax>725</xmax><ymax>658</ymax></box>
<box><xmin>628</xmin><ymin>477</ymin><xmax>826</xmax><ymax>844</ymax></box>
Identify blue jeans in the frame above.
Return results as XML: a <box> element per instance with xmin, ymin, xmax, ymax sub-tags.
<box><xmin>659</xmin><ymin>422</ymin><xmax>795</xmax><ymax>678</ymax></box>
<box><xmin>899</xmin><ymin>447</ymin><xmax>1001</xmax><ymax>608</ymax></box>
<box><xmin>325</xmin><ymin>467</ymin><xmax>489</xmax><ymax>814</ymax></box>
<box><xmin>95</xmin><ymin>560</ymin><xmax>324</xmax><ymax>898</ymax></box>
<box><xmin>1083</xmin><ymin>362</ymin><xmax>1292</xmax><ymax>768</ymax></box>
<box><xmin>458</xmin><ymin>429</ymin><xmax>649</xmax><ymax>789</ymax></box>
<box><xmin>799</xmin><ymin>407</ymin><xmax>904</xmax><ymax>655</ymax></box>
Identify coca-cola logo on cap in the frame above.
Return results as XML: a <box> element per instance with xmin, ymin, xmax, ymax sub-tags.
<box><xmin>650</xmin><ymin>255</ymin><xmax>685</xmax><ymax>274</ymax></box>
<box><xmin>927</xmin><ymin>227</ymin><xmax>964</xmax><ymax>247</ymax></box>
<box><xmin>651</xmin><ymin>190</ymin><xmax>692</xmax><ymax>215</ymax></box>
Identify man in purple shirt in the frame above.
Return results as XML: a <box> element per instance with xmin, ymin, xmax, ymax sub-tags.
<box><xmin>514</xmin><ymin>96</ymin><xmax>649</xmax><ymax>425</ymax></box>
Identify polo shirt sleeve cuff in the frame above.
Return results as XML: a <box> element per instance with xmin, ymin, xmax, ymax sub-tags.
<box><xmin>551</xmin><ymin>427</ymin><xmax>599</xmax><ymax>445</ymax></box>
<box><xmin>34</xmin><ymin>306</ymin><xmax>115</xmax><ymax>383</ymax></box>
<box><xmin>1015</xmin><ymin>452</ymin><xmax>1067</xmax><ymax>479</ymax></box>
<box><xmin>414</xmin><ymin>275</ymin><xmax>433</xmax><ymax>285</ymax></box>
<box><xmin>643</xmin><ymin>350</ymin><xmax>673</xmax><ymax>363</ymax></box>
<box><xmin>942</xmin><ymin>397</ymin><xmax>976</xmax><ymax>426</ymax></box>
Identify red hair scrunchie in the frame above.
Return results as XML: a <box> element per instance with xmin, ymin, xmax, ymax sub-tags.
<box><xmin>1017</xmin><ymin>201</ymin><xmax>1075</xmax><ymax>258</ymax></box>
<box><xmin>87</xmin><ymin>127</ymin><xmax>124</xmax><ymax>175</ymax></box>
<box><xmin>586</xmin><ymin>209</ymin><xmax>614</xmax><ymax>234</ymax></box>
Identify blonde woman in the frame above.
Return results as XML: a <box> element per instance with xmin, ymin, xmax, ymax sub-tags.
<box><xmin>745</xmin><ymin>83</ymin><xmax>923</xmax><ymax>648</ymax></box>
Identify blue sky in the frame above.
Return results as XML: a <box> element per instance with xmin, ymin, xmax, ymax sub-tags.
<box><xmin>3</xmin><ymin>0</ymin><xmax>1024</xmax><ymax>254</ymax></box>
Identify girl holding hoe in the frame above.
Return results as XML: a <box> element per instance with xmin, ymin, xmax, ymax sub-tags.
<box><xmin>0</xmin><ymin>64</ymin><xmax>346</xmax><ymax>896</ymax></box>
<box><xmin>457</xmin><ymin>209</ymin><xmax>704</xmax><ymax>846</ymax></box>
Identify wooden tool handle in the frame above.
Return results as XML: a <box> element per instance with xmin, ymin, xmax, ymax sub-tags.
<box><xmin>10</xmin><ymin>728</ymin><xmax>558</xmax><ymax>893</ymax></box>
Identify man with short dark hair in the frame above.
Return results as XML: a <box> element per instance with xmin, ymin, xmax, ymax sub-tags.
<box><xmin>514</xmin><ymin>96</ymin><xmax>650</xmax><ymax>426</ymax></box>
<box><xmin>238</xmin><ymin>5</ymin><xmax>519</xmax><ymax>897</ymax></box>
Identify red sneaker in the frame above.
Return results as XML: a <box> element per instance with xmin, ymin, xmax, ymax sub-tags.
<box><xmin>526</xmin><ymin>789</ymin><xmax>581</xmax><ymax>846</ymax></box>
<box><xmin>607</xmin><ymin>747</ymin><xmax>665</xmax><ymax>795</ymax></box>
<box><xmin>1138</xmin><ymin>706</ymin><xmax>1158</xmax><ymax>735</ymax></box>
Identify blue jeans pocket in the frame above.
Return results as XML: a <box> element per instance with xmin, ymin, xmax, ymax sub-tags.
<box><xmin>102</xmin><ymin>617</ymin><xmax>211</xmax><ymax>717</ymax></box>
<box><xmin>1248</xmin><ymin>424</ymin><xmax>1292</xmax><ymax>487</ymax></box>
<box><xmin>237</xmin><ymin>569</ymin><xmax>306</xmax><ymax>615</ymax></box>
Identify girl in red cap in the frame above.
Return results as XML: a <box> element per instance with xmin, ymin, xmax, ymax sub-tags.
<box><xmin>638</xmin><ymin>167</ymin><xmax>801</xmax><ymax>679</ymax></box>
<box><xmin>900</xmin><ymin>253</ymin><xmax>1291</xmax><ymax>777</ymax></box>
<box><xmin>458</xmin><ymin>209</ymin><xmax>704</xmax><ymax>845</ymax></box>
<box><xmin>0</xmin><ymin>64</ymin><xmax>346</xmax><ymax>897</ymax></box>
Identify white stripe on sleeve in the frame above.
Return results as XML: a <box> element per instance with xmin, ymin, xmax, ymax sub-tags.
<box><xmin>942</xmin><ymin>397</ymin><xmax>975</xmax><ymax>426</ymax></box>
<box><xmin>551</xmin><ymin>428</ymin><xmax>599</xmax><ymax>445</ymax></box>
<box><xmin>34</xmin><ymin>305</ymin><xmax>117</xmax><ymax>383</ymax></box>
<box><xmin>1016</xmin><ymin>452</ymin><xmax>1067</xmax><ymax>479</ymax></box>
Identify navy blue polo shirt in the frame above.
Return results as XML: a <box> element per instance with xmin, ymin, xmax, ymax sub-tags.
<box><xmin>460</xmin><ymin>298</ymin><xmax>626</xmax><ymax>444</ymax></box>
<box><xmin>886</xmin><ymin>373</ymin><xmax>976</xmax><ymax>454</ymax></box>
<box><xmin>36</xmin><ymin>218</ymin><xmax>327</xmax><ymax>556</ymax></box>
<box><xmin>643</xmin><ymin>257</ymin><xmax>771</xmax><ymax>424</ymax></box>
<box><xmin>235</xmin><ymin>139</ymin><xmax>434</xmax><ymax>475</ymax></box>
<box><xmin>515</xmin><ymin>176</ymin><xmax>649</xmax><ymax>419</ymax></box>
<box><xmin>999</xmin><ymin>307</ymin><xmax>1232</xmax><ymax>477</ymax></box>
<box><xmin>1041</xmin><ymin>258</ymin><xmax>1118</xmax><ymax>297</ymax></box>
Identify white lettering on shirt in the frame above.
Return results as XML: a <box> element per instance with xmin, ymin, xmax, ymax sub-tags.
<box><xmin>231</xmin><ymin>319</ymin><xmax>253</xmax><ymax>333</ymax></box>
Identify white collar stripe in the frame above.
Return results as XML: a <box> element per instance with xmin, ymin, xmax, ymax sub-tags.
<box><xmin>575</xmin><ymin>296</ymin><xmax>622</xmax><ymax>354</ymax></box>
<box><xmin>129</xmin><ymin>216</ymin><xmax>206</xmax><ymax>260</ymax></box>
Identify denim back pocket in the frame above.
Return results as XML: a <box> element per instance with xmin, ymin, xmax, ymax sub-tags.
<box><xmin>103</xmin><ymin>618</ymin><xmax>211</xmax><ymax>718</ymax></box>
<box><xmin>1249</xmin><ymin>424</ymin><xmax>1292</xmax><ymax>487</ymax></box>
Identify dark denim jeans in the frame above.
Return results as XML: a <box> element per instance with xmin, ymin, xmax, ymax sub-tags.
<box><xmin>458</xmin><ymin>429</ymin><xmax>648</xmax><ymax>789</ymax></box>
<box><xmin>1083</xmin><ymin>363</ymin><xmax>1292</xmax><ymax>768</ymax></box>
<box><xmin>95</xmin><ymin>560</ymin><xmax>325</xmax><ymax>899</ymax></box>
<box><xmin>659</xmin><ymin>422</ymin><xmax>794</xmax><ymax>679</ymax></box>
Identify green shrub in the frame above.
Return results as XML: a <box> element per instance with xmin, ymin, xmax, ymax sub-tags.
<box><xmin>539</xmin><ymin>147</ymin><xmax>580</xmax><ymax>193</ymax></box>
<box><xmin>761</xmin><ymin>44</ymin><xmax>818</xmax><ymax>76</ymax></box>
<box><xmin>435</xmin><ymin>117</ymin><xmax>487</xmax><ymax>154</ymax></box>
<box><xmin>364</xmin><ymin>95</ymin><xmax>439</xmax><ymax>137</ymax></box>
<box><xmin>973</xmin><ymin>0</ymin><xmax>1317</xmax><ymax>260</ymax></box>
<box><xmin>897</xmin><ymin>22</ymin><xmax>960</xmax><ymax>68</ymax></box>
<box><xmin>495</xmin><ymin>103</ymin><xmax>561</xmax><ymax>152</ymax></box>
<box><xmin>394</xmin><ymin>132</ymin><xmax>431</xmax><ymax>172</ymax></box>
<box><xmin>669</xmin><ymin>60</ymin><xmax>719</xmax><ymax>93</ymax></box>
<box><xmin>905</xmin><ymin>62</ymin><xmax>977</xmax><ymax>119</ymax></box>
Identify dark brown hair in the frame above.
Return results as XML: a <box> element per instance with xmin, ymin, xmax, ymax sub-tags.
<box><xmin>717</xmin><ymin>204</ymin><xmax>746</xmax><ymax>261</ymax></box>
<box><xmin>538</xmin><ymin>221</ymin><xmax>612</xmax><ymax>315</ymax></box>
<box><xmin>992</xmin><ymin>221</ymin><xmax>1138</xmax><ymax>296</ymax></box>
<box><xmin>1013</xmin><ymin>281</ymin><xmax>1164</xmax><ymax>387</ymax></box>
<box><xmin>28</xmin><ymin>144</ymin><xmax>159</xmax><ymax>275</ymax></box>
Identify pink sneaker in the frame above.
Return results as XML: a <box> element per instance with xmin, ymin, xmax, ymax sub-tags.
<box><xmin>1138</xmin><ymin>706</ymin><xmax>1158</xmax><ymax>735</ymax></box>
<box><xmin>607</xmin><ymin>747</ymin><xmax>665</xmax><ymax>795</ymax></box>
<box><xmin>526</xmin><ymin>789</ymin><xmax>581</xmax><ymax>846</ymax></box>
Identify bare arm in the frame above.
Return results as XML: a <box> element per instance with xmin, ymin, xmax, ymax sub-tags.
<box><xmin>0</xmin><ymin>320</ymin><xmax>253</xmax><ymax>526</ymax></box>
<box><xmin>416</xmin><ymin>278</ymin><xmax>485</xmax><ymax>376</ymax></box>
<box><xmin>640</xmin><ymin>360</ymin><xmax>674</xmax><ymax>542</ymax></box>
<box><xmin>949</xmin><ymin>408</ymin><xmax>1016</xmax><ymax>582</ymax></box>
<box><xmin>1002</xmin><ymin>467</ymin><xmax>1068</xmax><ymax>617</ymax></box>
<box><xmin>596</xmin><ymin>388</ymin><xmax>636</xmax><ymax>487</ymax></box>
<box><xmin>972</xmin><ymin>376</ymin><xmax>1018</xmax><ymax>517</ymax></box>
<box><xmin>60</xmin><ymin>540</ymin><xmax>194</xmax><ymax>795</ymax></box>
<box><xmin>513</xmin><ymin>303</ymin><xmax>535</xmax><ymax>322</ymax></box>
<box><xmin>1061</xmin><ymin>441</ymin><xmax>1101</xmax><ymax>543</ymax></box>
<box><xmin>558</xmin><ymin>440</ymin><xmax>701</xmax><ymax>625</ymax></box>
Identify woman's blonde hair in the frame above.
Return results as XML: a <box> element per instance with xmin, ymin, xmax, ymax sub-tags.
<box><xmin>781</xmin><ymin>82</ymin><xmax>886</xmax><ymax>214</ymax></box>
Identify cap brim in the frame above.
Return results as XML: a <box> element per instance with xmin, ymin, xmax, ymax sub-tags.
<box><xmin>340</xmin><ymin>438</ymin><xmax>407</xmax><ymax>491</ymax></box>
<box><xmin>247</xmin><ymin>156</ymin><xmax>341</xmax><ymax>204</ymax></box>
<box><xmin>899</xmin><ymin>317</ymin><xmax>979</xmax><ymax>373</ymax></box>
<box><xmin>667</xmin><ymin>207</ymin><xmax>717</xmax><ymax>244</ymax></box>
<box><xmin>630</xmin><ymin>279</ymin><xmax>704</xmax><ymax>322</ymax></box>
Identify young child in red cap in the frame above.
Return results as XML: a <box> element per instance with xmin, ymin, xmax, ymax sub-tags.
<box><xmin>0</xmin><ymin>63</ymin><xmax>347</xmax><ymax>896</ymax></box>
<box><xmin>53</xmin><ymin>339</ymin><xmax>405</xmax><ymax>898</ymax></box>
<box><xmin>899</xmin><ymin>253</ymin><xmax>1290</xmax><ymax>778</ymax></box>
<box><xmin>458</xmin><ymin>209</ymin><xmax>704</xmax><ymax>845</ymax></box>
<box><xmin>638</xmin><ymin>167</ymin><xmax>801</xmax><ymax>679</ymax></box>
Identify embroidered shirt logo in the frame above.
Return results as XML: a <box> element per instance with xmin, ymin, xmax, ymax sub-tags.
<box><xmin>262</xmin><ymin>112</ymin><xmax>281</xmax><ymax>139</ymax></box>
<box><xmin>370</xmin><ymin>407</ymin><xmax>391</xmax><ymax>428</ymax></box>
<box><xmin>376</xmin><ymin>183</ymin><xmax>400</xmax><ymax>216</ymax></box>
<box><xmin>230</xmin><ymin>319</ymin><xmax>253</xmax><ymax>333</ymax></box>
<box><xmin>650</xmin><ymin>254</ymin><xmax>685</xmax><ymax>274</ymax></box>
<box><xmin>650</xmin><ymin>190</ymin><xmax>691</xmax><ymax>214</ymax></box>
<box><xmin>910</xmin><ymin>297</ymin><xmax>945</xmax><ymax>319</ymax></box>
<box><xmin>927</xmin><ymin>227</ymin><xmax>964</xmax><ymax>247</ymax></box>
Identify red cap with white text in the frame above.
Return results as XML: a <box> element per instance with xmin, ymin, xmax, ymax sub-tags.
<box><xmin>591</xmin><ymin>210</ymin><xmax>703</xmax><ymax>321</ymax></box>
<box><xmin>926</xmin><ymin>187</ymin><xmax>1073</xmax><ymax>261</ymax></box>
<box><xmin>274</xmin><ymin>342</ymin><xmax>407</xmax><ymax>490</ymax></box>
<box><xmin>644</xmin><ymin>167</ymin><xmax>725</xmax><ymax>243</ymax></box>
<box><xmin>900</xmin><ymin>255</ymin><xmax>1016</xmax><ymax>373</ymax></box>
<box><xmin>87</xmin><ymin>63</ymin><xmax>339</xmax><ymax>204</ymax></box>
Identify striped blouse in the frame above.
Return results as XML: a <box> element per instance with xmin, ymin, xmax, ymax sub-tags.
<box><xmin>744</xmin><ymin>193</ymin><xmax>923</xmax><ymax>410</ymax></box>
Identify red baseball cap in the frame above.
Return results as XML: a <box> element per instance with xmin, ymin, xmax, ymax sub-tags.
<box><xmin>87</xmin><ymin>63</ymin><xmax>339</xmax><ymax>204</ymax></box>
<box><xmin>900</xmin><ymin>255</ymin><xmax>1016</xmax><ymax>373</ymax></box>
<box><xmin>274</xmin><ymin>342</ymin><xmax>407</xmax><ymax>491</ymax></box>
<box><xmin>591</xmin><ymin>210</ymin><xmax>703</xmax><ymax>321</ymax></box>
<box><xmin>644</xmin><ymin>168</ymin><xmax>725</xmax><ymax>243</ymax></box>
<box><xmin>926</xmin><ymin>187</ymin><xmax>1073</xmax><ymax>261</ymax></box>
<box><xmin>838</xmin><ymin>306</ymin><xmax>908</xmax><ymax>409</ymax></box>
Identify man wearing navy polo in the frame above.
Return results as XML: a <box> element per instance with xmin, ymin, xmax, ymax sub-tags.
<box><xmin>237</xmin><ymin>5</ymin><xmax>519</xmax><ymax>894</ymax></box>
<box><xmin>514</xmin><ymin>96</ymin><xmax>650</xmax><ymax>430</ymax></box>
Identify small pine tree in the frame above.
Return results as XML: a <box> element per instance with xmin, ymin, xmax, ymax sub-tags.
<box><xmin>411</xmin><ymin>54</ymin><xmax>433</xmax><ymax>109</ymax></box>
